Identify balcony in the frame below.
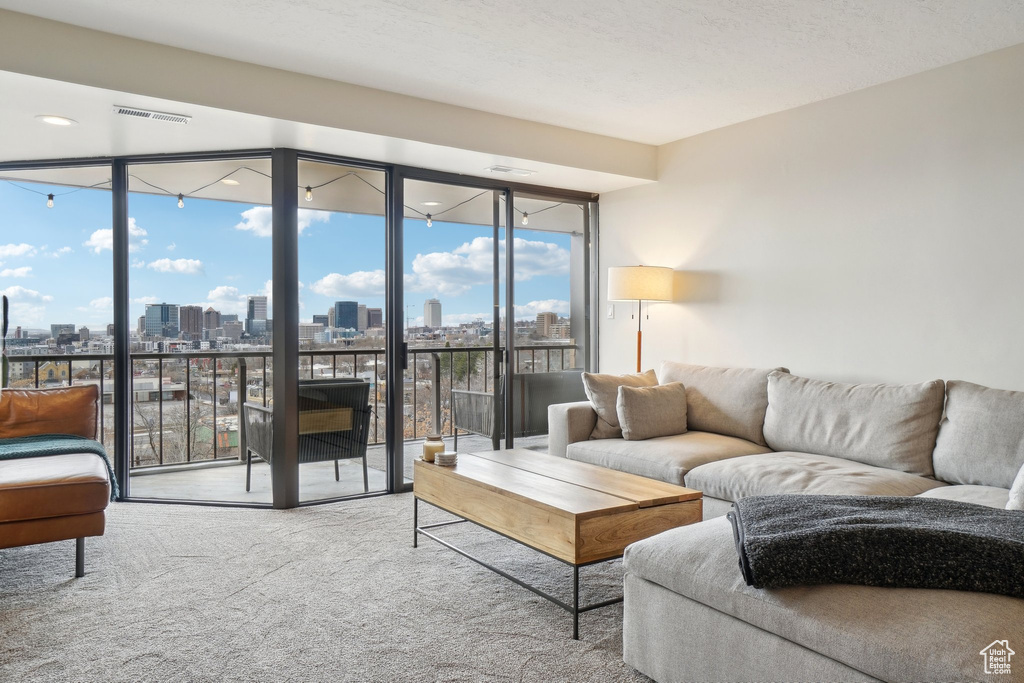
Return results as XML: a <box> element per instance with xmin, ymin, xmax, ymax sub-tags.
<box><xmin>7</xmin><ymin>344</ymin><xmax>574</xmax><ymax>503</ymax></box>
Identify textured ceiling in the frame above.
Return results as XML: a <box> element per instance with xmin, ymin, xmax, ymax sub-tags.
<box><xmin>2</xmin><ymin>1</ymin><xmax>1024</xmax><ymax>144</ymax></box>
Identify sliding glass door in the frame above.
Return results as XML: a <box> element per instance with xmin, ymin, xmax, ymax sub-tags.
<box><xmin>399</xmin><ymin>179</ymin><xmax>505</xmax><ymax>479</ymax></box>
<box><xmin>506</xmin><ymin>194</ymin><xmax>592</xmax><ymax>448</ymax></box>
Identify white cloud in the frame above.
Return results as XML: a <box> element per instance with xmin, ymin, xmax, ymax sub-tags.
<box><xmin>166</xmin><ymin>242</ymin><xmax>177</xmax><ymax>251</ymax></box>
<box><xmin>0</xmin><ymin>285</ymin><xmax>53</xmax><ymax>302</ymax></box>
<box><xmin>234</xmin><ymin>206</ymin><xmax>331</xmax><ymax>237</ymax></box>
<box><xmin>309</xmin><ymin>270</ymin><xmax>386</xmax><ymax>298</ymax></box>
<box><xmin>408</xmin><ymin>237</ymin><xmax>569</xmax><ymax>296</ymax></box>
<box><xmin>0</xmin><ymin>243</ymin><xmax>36</xmax><ymax>259</ymax></box>
<box><xmin>147</xmin><ymin>258</ymin><xmax>204</xmax><ymax>275</ymax></box>
<box><xmin>0</xmin><ymin>266</ymin><xmax>31</xmax><ymax>278</ymax></box>
<box><xmin>514</xmin><ymin>299</ymin><xmax>570</xmax><ymax>320</ymax></box>
<box><xmin>132</xmin><ymin>296</ymin><xmax>159</xmax><ymax>306</ymax></box>
<box><xmin>76</xmin><ymin>296</ymin><xmax>113</xmax><ymax>313</ymax></box>
<box><xmin>43</xmin><ymin>246</ymin><xmax>73</xmax><ymax>259</ymax></box>
<box><xmin>131</xmin><ymin>259</ymin><xmax>145</xmax><ymax>269</ymax></box>
<box><xmin>201</xmin><ymin>285</ymin><xmax>246</xmax><ymax>317</ymax></box>
<box><xmin>83</xmin><ymin>217</ymin><xmax>148</xmax><ymax>254</ymax></box>
<box><xmin>2</xmin><ymin>282</ymin><xmax>51</xmax><ymax>327</ymax></box>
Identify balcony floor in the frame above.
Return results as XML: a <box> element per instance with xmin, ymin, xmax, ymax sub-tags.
<box><xmin>127</xmin><ymin>433</ymin><xmax>549</xmax><ymax>504</ymax></box>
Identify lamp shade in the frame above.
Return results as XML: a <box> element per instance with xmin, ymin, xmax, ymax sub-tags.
<box><xmin>607</xmin><ymin>266</ymin><xmax>673</xmax><ymax>302</ymax></box>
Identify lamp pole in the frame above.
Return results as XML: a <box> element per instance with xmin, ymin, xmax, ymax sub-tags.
<box><xmin>635</xmin><ymin>299</ymin><xmax>644</xmax><ymax>373</ymax></box>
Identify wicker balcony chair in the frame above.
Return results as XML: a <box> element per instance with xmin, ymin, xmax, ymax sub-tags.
<box><xmin>244</xmin><ymin>379</ymin><xmax>372</xmax><ymax>492</ymax></box>
<box><xmin>452</xmin><ymin>369</ymin><xmax>585</xmax><ymax>451</ymax></box>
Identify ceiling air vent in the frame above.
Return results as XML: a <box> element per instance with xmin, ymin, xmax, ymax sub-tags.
<box><xmin>112</xmin><ymin>105</ymin><xmax>191</xmax><ymax>125</ymax></box>
<box><xmin>485</xmin><ymin>165</ymin><xmax>536</xmax><ymax>177</ymax></box>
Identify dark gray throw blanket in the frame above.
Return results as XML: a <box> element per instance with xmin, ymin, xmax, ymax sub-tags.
<box><xmin>0</xmin><ymin>434</ymin><xmax>119</xmax><ymax>500</ymax></box>
<box><xmin>727</xmin><ymin>494</ymin><xmax>1024</xmax><ymax>598</ymax></box>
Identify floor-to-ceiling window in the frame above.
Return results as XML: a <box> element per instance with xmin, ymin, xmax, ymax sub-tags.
<box><xmin>0</xmin><ymin>152</ymin><xmax>598</xmax><ymax>508</ymax></box>
<box><xmin>0</xmin><ymin>164</ymin><xmax>114</xmax><ymax>446</ymax></box>
<box><xmin>296</xmin><ymin>158</ymin><xmax>389</xmax><ymax>502</ymax></box>
<box><xmin>124</xmin><ymin>156</ymin><xmax>274</xmax><ymax>504</ymax></box>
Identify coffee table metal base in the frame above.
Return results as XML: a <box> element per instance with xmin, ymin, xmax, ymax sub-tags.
<box><xmin>413</xmin><ymin>497</ymin><xmax>622</xmax><ymax>640</ymax></box>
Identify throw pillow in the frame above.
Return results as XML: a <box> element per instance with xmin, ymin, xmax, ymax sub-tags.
<box><xmin>616</xmin><ymin>382</ymin><xmax>688</xmax><ymax>441</ymax></box>
<box><xmin>581</xmin><ymin>369</ymin><xmax>657</xmax><ymax>439</ymax></box>
<box><xmin>1008</xmin><ymin>464</ymin><xmax>1024</xmax><ymax>511</ymax></box>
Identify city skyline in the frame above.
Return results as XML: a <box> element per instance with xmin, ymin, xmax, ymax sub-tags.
<box><xmin>0</xmin><ymin>179</ymin><xmax>573</xmax><ymax>333</ymax></box>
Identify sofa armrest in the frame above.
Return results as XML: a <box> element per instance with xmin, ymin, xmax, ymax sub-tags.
<box><xmin>547</xmin><ymin>401</ymin><xmax>597</xmax><ymax>458</ymax></box>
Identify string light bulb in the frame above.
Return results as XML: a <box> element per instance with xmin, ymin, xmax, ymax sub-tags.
<box><xmin>46</xmin><ymin>193</ymin><xmax>54</xmax><ymax>208</ymax></box>
<box><xmin>522</xmin><ymin>212</ymin><xmax>529</xmax><ymax>225</ymax></box>
<box><xmin>305</xmin><ymin>186</ymin><xmax>313</xmax><ymax>201</ymax></box>
<box><xmin>177</xmin><ymin>193</ymin><xmax>184</xmax><ymax>209</ymax></box>
<box><xmin>426</xmin><ymin>213</ymin><xmax>432</xmax><ymax>227</ymax></box>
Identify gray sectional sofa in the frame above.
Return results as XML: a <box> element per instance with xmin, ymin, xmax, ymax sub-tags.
<box><xmin>548</xmin><ymin>362</ymin><xmax>1024</xmax><ymax>682</ymax></box>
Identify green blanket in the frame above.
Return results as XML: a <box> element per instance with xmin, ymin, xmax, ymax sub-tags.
<box><xmin>0</xmin><ymin>434</ymin><xmax>119</xmax><ymax>500</ymax></box>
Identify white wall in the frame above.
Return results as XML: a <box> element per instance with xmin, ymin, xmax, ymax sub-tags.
<box><xmin>599</xmin><ymin>42</ymin><xmax>1024</xmax><ymax>389</ymax></box>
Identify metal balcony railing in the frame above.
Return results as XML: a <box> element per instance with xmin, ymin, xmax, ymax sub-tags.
<box><xmin>5</xmin><ymin>343</ymin><xmax>577</xmax><ymax>471</ymax></box>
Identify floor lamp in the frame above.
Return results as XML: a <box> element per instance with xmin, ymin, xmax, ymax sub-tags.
<box><xmin>607</xmin><ymin>266</ymin><xmax>673</xmax><ymax>372</ymax></box>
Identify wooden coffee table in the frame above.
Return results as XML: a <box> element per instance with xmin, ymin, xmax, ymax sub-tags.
<box><xmin>413</xmin><ymin>449</ymin><xmax>702</xmax><ymax>639</ymax></box>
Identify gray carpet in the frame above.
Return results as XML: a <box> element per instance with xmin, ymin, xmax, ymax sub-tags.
<box><xmin>0</xmin><ymin>495</ymin><xmax>648</xmax><ymax>682</ymax></box>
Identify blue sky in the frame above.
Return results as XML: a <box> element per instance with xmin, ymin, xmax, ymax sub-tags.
<box><xmin>0</xmin><ymin>180</ymin><xmax>571</xmax><ymax>333</ymax></box>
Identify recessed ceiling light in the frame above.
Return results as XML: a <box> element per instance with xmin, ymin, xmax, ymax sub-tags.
<box><xmin>421</xmin><ymin>201</ymin><xmax>442</xmax><ymax>206</ymax></box>
<box><xmin>35</xmin><ymin>115</ymin><xmax>77</xmax><ymax>127</ymax></box>
<box><xmin>221</xmin><ymin>179</ymin><xmax>240</xmax><ymax>186</ymax></box>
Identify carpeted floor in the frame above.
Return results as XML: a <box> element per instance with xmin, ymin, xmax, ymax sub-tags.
<box><xmin>0</xmin><ymin>495</ymin><xmax>649</xmax><ymax>682</ymax></box>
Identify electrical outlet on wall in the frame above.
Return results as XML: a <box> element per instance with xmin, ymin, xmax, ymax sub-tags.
<box><xmin>607</xmin><ymin>303</ymin><xmax>615</xmax><ymax>319</ymax></box>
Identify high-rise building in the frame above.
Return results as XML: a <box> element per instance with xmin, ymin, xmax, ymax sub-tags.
<box><xmin>222</xmin><ymin>320</ymin><xmax>244</xmax><ymax>341</ymax></box>
<box><xmin>334</xmin><ymin>301</ymin><xmax>358</xmax><ymax>330</ymax></box>
<box><xmin>424</xmin><ymin>299</ymin><xmax>442</xmax><ymax>328</ymax></box>
<box><xmin>204</xmin><ymin>307</ymin><xmax>221</xmax><ymax>330</ymax></box>
<box><xmin>298</xmin><ymin>323</ymin><xmax>324</xmax><ymax>340</ymax></box>
<box><xmin>50</xmin><ymin>323</ymin><xmax>75</xmax><ymax>339</ymax></box>
<box><xmin>357</xmin><ymin>304</ymin><xmax>368</xmax><ymax>331</ymax></box>
<box><xmin>367</xmin><ymin>308</ymin><xmax>383</xmax><ymax>328</ymax></box>
<box><xmin>78</xmin><ymin>326</ymin><xmax>90</xmax><ymax>342</ymax></box>
<box><xmin>246</xmin><ymin>295</ymin><xmax>268</xmax><ymax>336</ymax></box>
<box><xmin>145</xmin><ymin>303</ymin><xmax>179</xmax><ymax>338</ymax></box>
<box><xmin>536</xmin><ymin>312</ymin><xmax>559</xmax><ymax>337</ymax></box>
<box><xmin>247</xmin><ymin>295</ymin><xmax>268</xmax><ymax>321</ymax></box>
<box><xmin>327</xmin><ymin>307</ymin><xmax>336</xmax><ymax>328</ymax></box>
<box><xmin>137</xmin><ymin>316</ymin><xmax>146</xmax><ymax>335</ymax></box>
<box><xmin>180</xmin><ymin>305</ymin><xmax>203</xmax><ymax>339</ymax></box>
<box><xmin>221</xmin><ymin>314</ymin><xmax>239</xmax><ymax>324</ymax></box>
<box><xmin>106</xmin><ymin>323</ymin><xmax>115</xmax><ymax>336</ymax></box>
<box><xmin>312</xmin><ymin>314</ymin><xmax>329</xmax><ymax>327</ymax></box>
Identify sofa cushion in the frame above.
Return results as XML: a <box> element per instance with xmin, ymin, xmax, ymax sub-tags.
<box><xmin>0</xmin><ymin>452</ymin><xmax>111</xmax><ymax>524</ymax></box>
<box><xmin>933</xmin><ymin>380</ymin><xmax>1024</xmax><ymax>489</ymax></box>
<box><xmin>763</xmin><ymin>372</ymin><xmax>944</xmax><ymax>477</ymax></box>
<box><xmin>1008</xmin><ymin>465</ymin><xmax>1024</xmax><ymax>511</ymax></box>
<box><xmin>616</xmin><ymin>382</ymin><xmax>687</xmax><ymax>441</ymax></box>
<box><xmin>685</xmin><ymin>451</ymin><xmax>946</xmax><ymax>501</ymax></box>
<box><xmin>581</xmin><ymin>370</ymin><xmax>657</xmax><ymax>439</ymax></box>
<box><xmin>566</xmin><ymin>431</ymin><xmax>770</xmax><ymax>486</ymax></box>
<box><xmin>915</xmin><ymin>484</ymin><xmax>1010</xmax><ymax>510</ymax></box>
<box><xmin>623</xmin><ymin>516</ymin><xmax>1024</xmax><ymax>683</ymax></box>
<box><xmin>658</xmin><ymin>362</ymin><xmax>786</xmax><ymax>446</ymax></box>
<box><xmin>0</xmin><ymin>385</ymin><xmax>99</xmax><ymax>439</ymax></box>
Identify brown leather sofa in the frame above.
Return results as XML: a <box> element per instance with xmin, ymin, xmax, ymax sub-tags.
<box><xmin>0</xmin><ymin>385</ymin><xmax>112</xmax><ymax>577</ymax></box>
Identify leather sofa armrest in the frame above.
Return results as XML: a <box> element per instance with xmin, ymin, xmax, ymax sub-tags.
<box><xmin>547</xmin><ymin>401</ymin><xmax>597</xmax><ymax>458</ymax></box>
